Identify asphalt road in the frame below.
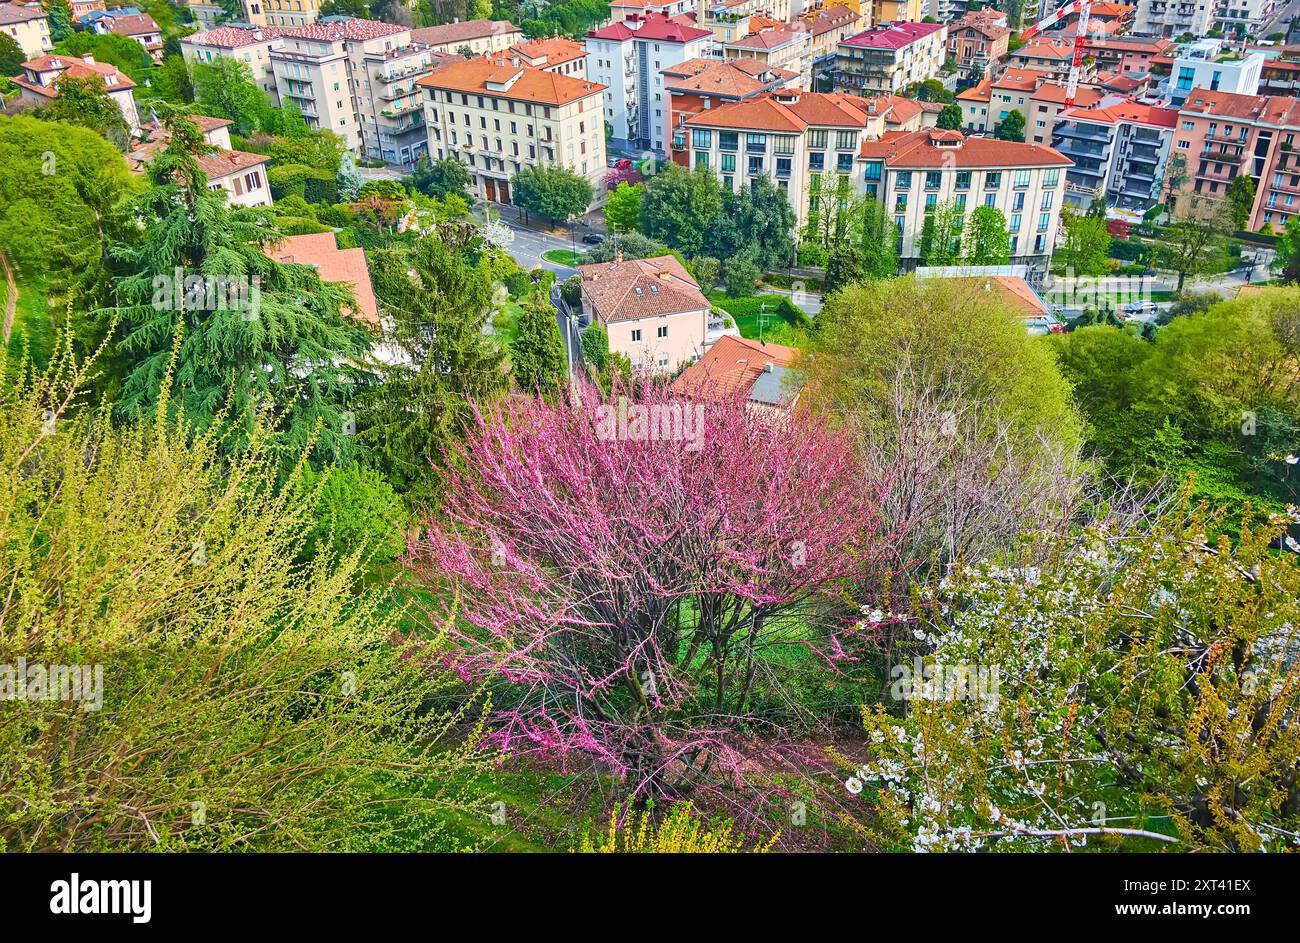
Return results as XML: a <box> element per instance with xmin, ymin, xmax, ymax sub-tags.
<box><xmin>1258</xmin><ymin>0</ymin><xmax>1300</xmax><ymax>37</ymax></box>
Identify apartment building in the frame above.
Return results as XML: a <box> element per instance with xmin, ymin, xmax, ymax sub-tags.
<box><xmin>270</xmin><ymin>18</ymin><xmax>438</xmax><ymax>167</ymax></box>
<box><xmin>71</xmin><ymin>1</ymin><xmax>107</xmax><ymax>18</ymax></box>
<box><xmin>1027</xmin><ymin>82</ymin><xmax>1105</xmax><ymax>146</ymax></box>
<box><xmin>510</xmin><ymin>37</ymin><xmax>587</xmax><ymax>77</ymax></box>
<box><xmin>860</xmin><ymin>129</ymin><xmax>1071</xmax><ymax>280</ymax></box>
<box><xmin>798</xmin><ymin>5</ymin><xmax>864</xmax><ymax>72</ymax></box>
<box><xmin>0</xmin><ymin>4</ymin><xmax>52</xmax><ymax>59</ymax></box>
<box><xmin>832</xmin><ymin>22</ymin><xmax>948</xmax><ymax>96</ymax></box>
<box><xmin>182</xmin><ymin>0</ymin><xmax>227</xmax><ymax>28</ymax></box>
<box><xmin>684</xmin><ymin>89</ymin><xmax>876</xmax><ymax>227</ymax></box>
<box><xmin>664</xmin><ymin>56</ymin><xmax>800</xmax><ymax>165</ymax></box>
<box><xmin>1169</xmin><ymin>89</ymin><xmax>1300</xmax><ymax>231</ymax></box>
<box><xmin>586</xmin><ymin>11</ymin><xmax>714</xmax><ymax>154</ymax></box>
<box><xmin>872</xmin><ymin>0</ymin><xmax>926</xmax><ymax>22</ymax></box>
<box><xmin>129</xmin><ymin>116</ymin><xmax>273</xmax><ymax>207</ymax></box>
<box><xmin>577</xmin><ymin>254</ymin><xmax>711</xmax><ymax>373</ymax></box>
<box><xmin>956</xmin><ymin>67</ymin><xmax>1049</xmax><ymax>134</ymax></box>
<box><xmin>723</xmin><ymin>26</ymin><xmax>812</xmax><ymax>85</ymax></box>
<box><xmin>244</xmin><ymin>0</ymin><xmax>323</xmax><ymax>28</ymax></box>
<box><xmin>1213</xmin><ymin>0</ymin><xmax>1275</xmax><ymax>37</ymax></box>
<box><xmin>1084</xmin><ymin>34</ymin><xmax>1174</xmax><ymax>75</ymax></box>
<box><xmin>1167</xmin><ymin>38</ymin><xmax>1263</xmax><ymax>106</ymax></box>
<box><xmin>93</xmin><ymin>11</ymin><xmax>164</xmax><ymax>62</ymax></box>
<box><xmin>181</xmin><ymin>25</ymin><xmax>282</xmax><ymax>103</ymax></box>
<box><xmin>1132</xmin><ymin>0</ymin><xmax>1214</xmax><ymax>38</ymax></box>
<box><xmin>410</xmin><ymin>19</ymin><xmax>523</xmax><ymax>55</ymax></box>
<box><xmin>1052</xmin><ymin>99</ymin><xmax>1177</xmax><ymax>213</ymax></box>
<box><xmin>946</xmin><ymin>8</ymin><xmax>1010</xmax><ymax>83</ymax></box>
<box><xmin>1008</xmin><ymin>38</ymin><xmax>1093</xmax><ymax>83</ymax></box>
<box><xmin>12</xmin><ymin>54</ymin><xmax>139</xmax><ymax>130</ymax></box>
<box><xmin>418</xmin><ymin>55</ymin><xmax>607</xmax><ymax>206</ymax></box>
<box><xmin>613</xmin><ymin>0</ymin><xmax>702</xmax><ymax>22</ymax></box>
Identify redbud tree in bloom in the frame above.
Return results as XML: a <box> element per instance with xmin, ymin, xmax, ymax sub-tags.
<box><xmin>409</xmin><ymin>381</ymin><xmax>897</xmax><ymax>796</ymax></box>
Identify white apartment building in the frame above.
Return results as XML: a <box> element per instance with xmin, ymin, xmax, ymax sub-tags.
<box><xmin>271</xmin><ymin>17</ymin><xmax>438</xmax><ymax>167</ymax></box>
<box><xmin>1213</xmin><ymin>0</ymin><xmax>1275</xmax><ymax>36</ymax></box>
<box><xmin>0</xmin><ymin>4</ymin><xmax>52</xmax><ymax>59</ymax></box>
<box><xmin>585</xmin><ymin>11</ymin><xmax>714</xmax><ymax>155</ymax></box>
<box><xmin>1132</xmin><ymin>0</ymin><xmax>1214</xmax><ymax>38</ymax></box>
<box><xmin>831</xmin><ymin>22</ymin><xmax>947</xmax><ymax>96</ymax></box>
<box><xmin>181</xmin><ymin>25</ymin><xmax>283</xmax><ymax>104</ymax></box>
<box><xmin>1168</xmin><ymin>38</ymin><xmax>1263</xmax><ymax>106</ymax></box>
<box><xmin>418</xmin><ymin>55</ymin><xmax>607</xmax><ymax>207</ymax></box>
<box><xmin>722</xmin><ymin>27</ymin><xmax>812</xmax><ymax>87</ymax></box>
<box><xmin>12</xmin><ymin>53</ymin><xmax>139</xmax><ymax>131</ymax></box>
<box><xmin>859</xmin><ymin>130</ymin><xmax>1071</xmax><ymax>280</ymax></box>
<box><xmin>1052</xmin><ymin>99</ymin><xmax>1178</xmax><ymax>213</ymax></box>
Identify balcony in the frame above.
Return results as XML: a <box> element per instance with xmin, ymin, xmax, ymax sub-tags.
<box><xmin>380</xmin><ymin>99</ymin><xmax>422</xmax><ymax>117</ymax></box>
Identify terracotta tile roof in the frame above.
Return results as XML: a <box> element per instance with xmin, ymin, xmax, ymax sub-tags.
<box><xmin>1013</xmin><ymin>38</ymin><xmax>1075</xmax><ymax>61</ymax></box>
<box><xmin>683</xmin><ymin>90</ymin><xmax>869</xmax><ymax>132</ymax></box>
<box><xmin>416</xmin><ymin>55</ymin><xmax>605</xmax><ymax>106</ymax></box>
<box><xmin>747</xmin><ymin>14</ymin><xmax>784</xmax><ymax>33</ymax></box>
<box><xmin>578</xmin><ymin>255</ymin><xmax>709</xmax><ymax>324</ymax></box>
<box><xmin>673</xmin><ymin>334</ymin><xmax>801</xmax><ymax>401</ymax></box>
<box><xmin>266</xmin><ymin>232</ymin><xmax>380</xmax><ymax>325</ymax></box>
<box><xmin>840</xmin><ymin>22</ymin><xmax>945</xmax><ymax>50</ymax></box>
<box><xmin>511</xmin><ymin>37</ymin><xmax>585</xmax><ymax>67</ymax></box>
<box><xmin>957</xmin><ymin>77</ymin><xmax>992</xmax><ymax>102</ymax></box>
<box><xmin>1178</xmin><ymin>89</ymin><xmax>1300</xmax><ymax>126</ymax></box>
<box><xmin>1084</xmin><ymin>35</ymin><xmax>1172</xmax><ymax>54</ymax></box>
<box><xmin>864</xmin><ymin>93</ymin><xmax>923</xmax><ymax>125</ymax></box>
<box><xmin>993</xmin><ymin>67</ymin><xmax>1049</xmax><ymax>93</ymax></box>
<box><xmin>1030</xmin><ymin>83</ymin><xmax>1104</xmax><ymax>106</ymax></box>
<box><xmin>1060</xmin><ymin>99</ymin><xmax>1178</xmax><ymax>128</ymax></box>
<box><xmin>859</xmin><ymin>129</ymin><xmax>1071</xmax><ymax>168</ymax></box>
<box><xmin>938</xmin><ymin>276</ymin><xmax>1050</xmax><ymax>317</ymax></box>
<box><xmin>280</xmin><ymin>17</ymin><xmax>407</xmax><ymax>42</ymax></box>
<box><xmin>1087</xmin><ymin>2</ymin><xmax>1135</xmax><ymax>16</ymax></box>
<box><xmin>662</xmin><ymin>57</ymin><xmax>797</xmax><ymax>96</ymax></box>
<box><xmin>127</xmin><ymin>138</ymin><xmax>270</xmax><ymax>180</ymax></box>
<box><xmin>15</xmin><ymin>55</ymin><xmax>135</xmax><ymax>95</ymax></box>
<box><xmin>588</xmin><ymin>11</ymin><xmax>711</xmax><ymax>43</ymax></box>
<box><xmin>142</xmin><ymin>114</ymin><xmax>233</xmax><ymax>137</ymax></box>
<box><xmin>947</xmin><ymin>9</ymin><xmax>1011</xmax><ymax>40</ymax></box>
<box><xmin>106</xmin><ymin>12</ymin><xmax>159</xmax><ymax>37</ymax></box>
<box><xmin>183</xmin><ymin>25</ymin><xmax>284</xmax><ymax>48</ymax></box>
<box><xmin>726</xmin><ymin>27</ymin><xmax>805</xmax><ymax>50</ymax></box>
<box><xmin>409</xmin><ymin>18</ymin><xmax>520</xmax><ymax>46</ymax></box>
<box><xmin>800</xmin><ymin>4</ymin><xmax>860</xmax><ymax>36</ymax></box>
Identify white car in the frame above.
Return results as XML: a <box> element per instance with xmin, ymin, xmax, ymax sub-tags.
<box><xmin>1123</xmin><ymin>300</ymin><xmax>1158</xmax><ymax>320</ymax></box>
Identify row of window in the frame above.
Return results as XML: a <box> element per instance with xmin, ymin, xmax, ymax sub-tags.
<box><xmin>892</xmin><ymin>191</ymin><xmax>1055</xmax><ymax>218</ymax></box>
<box><xmin>629</xmin><ymin>325</ymin><xmax>670</xmax><ymax>343</ymax></box>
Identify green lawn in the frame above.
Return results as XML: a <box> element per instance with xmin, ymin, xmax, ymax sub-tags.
<box><xmin>708</xmin><ymin>292</ymin><xmax>813</xmax><ymax>349</ymax></box>
<box><xmin>542</xmin><ymin>249</ymin><xmax>584</xmax><ymax>266</ymax></box>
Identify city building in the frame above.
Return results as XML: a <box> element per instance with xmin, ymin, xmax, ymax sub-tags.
<box><xmin>664</xmin><ymin>56</ymin><xmax>800</xmax><ymax>166</ymax></box>
<box><xmin>585</xmin><ymin>11</ymin><xmax>714</xmax><ymax>154</ymax></box>
<box><xmin>70</xmin><ymin>0</ymin><xmax>107</xmax><ymax>18</ymax></box>
<box><xmin>577</xmin><ymin>254</ymin><xmax>712</xmax><ymax>373</ymax></box>
<box><xmin>242</xmin><ymin>0</ymin><xmax>323</xmax><ymax>28</ymax></box>
<box><xmin>955</xmin><ymin>67</ymin><xmax>1050</xmax><ymax>134</ymax></box>
<box><xmin>798</xmin><ymin>4</ymin><xmax>864</xmax><ymax>77</ymax></box>
<box><xmin>181</xmin><ymin>0</ymin><xmax>228</xmax><ymax>28</ymax></box>
<box><xmin>1027</xmin><ymin>81</ymin><xmax>1105</xmax><ymax>146</ymax></box>
<box><xmin>1167</xmin><ymin>37</ymin><xmax>1263</xmax><ymax>106</ymax></box>
<box><xmin>1008</xmin><ymin>37</ymin><xmax>1092</xmax><ymax>83</ymax></box>
<box><xmin>1131</xmin><ymin>0</ymin><xmax>1214</xmax><ymax>39</ymax></box>
<box><xmin>271</xmin><ymin>17</ymin><xmax>439</xmax><ymax>168</ymax></box>
<box><xmin>1169</xmin><ymin>89</ymin><xmax>1300</xmax><ymax>231</ymax></box>
<box><xmin>1212</xmin><ymin>0</ymin><xmax>1275</xmax><ymax>38</ymax></box>
<box><xmin>1083</xmin><ymin>34</ymin><xmax>1174</xmax><ymax>75</ymax></box>
<box><xmin>722</xmin><ymin>26</ymin><xmax>812</xmax><ymax>86</ymax></box>
<box><xmin>181</xmin><ymin>25</ymin><xmax>283</xmax><ymax>103</ymax></box>
<box><xmin>684</xmin><ymin>89</ymin><xmax>875</xmax><ymax>228</ymax></box>
<box><xmin>417</xmin><ymin>54</ymin><xmax>607</xmax><ymax>206</ymax></box>
<box><xmin>0</xmin><ymin>4</ymin><xmax>52</xmax><ymax>59</ymax></box>
<box><xmin>92</xmin><ymin>11</ymin><xmax>164</xmax><ymax>62</ymax></box>
<box><xmin>128</xmin><ymin>116</ymin><xmax>273</xmax><ymax>207</ymax></box>
<box><xmin>871</xmin><ymin>0</ymin><xmax>926</xmax><ymax>23</ymax></box>
<box><xmin>11</xmin><ymin>54</ymin><xmax>138</xmax><ymax>130</ymax></box>
<box><xmin>509</xmin><ymin>37</ymin><xmax>587</xmax><ymax>77</ymax></box>
<box><xmin>410</xmin><ymin>19</ymin><xmax>523</xmax><ymax>55</ymax></box>
<box><xmin>673</xmin><ymin>334</ymin><xmax>804</xmax><ymax>410</ymax></box>
<box><xmin>945</xmin><ymin>8</ymin><xmax>1011</xmax><ymax>83</ymax></box>
<box><xmin>858</xmin><ymin>129</ymin><xmax>1072</xmax><ymax>280</ymax></box>
<box><xmin>832</xmin><ymin>22</ymin><xmax>948</xmax><ymax>96</ymax></box>
<box><xmin>1052</xmin><ymin>98</ymin><xmax>1177</xmax><ymax>213</ymax></box>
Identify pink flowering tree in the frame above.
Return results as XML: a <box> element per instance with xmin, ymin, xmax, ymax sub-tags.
<box><xmin>603</xmin><ymin>163</ymin><xmax>643</xmax><ymax>190</ymax></box>
<box><xmin>408</xmin><ymin>381</ymin><xmax>897</xmax><ymax>796</ymax></box>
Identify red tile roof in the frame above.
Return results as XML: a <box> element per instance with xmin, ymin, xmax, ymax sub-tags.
<box><xmin>673</xmin><ymin>334</ymin><xmax>800</xmax><ymax>400</ymax></box>
<box><xmin>684</xmin><ymin>90</ymin><xmax>869</xmax><ymax>131</ymax></box>
<box><xmin>15</xmin><ymin>55</ymin><xmax>135</xmax><ymax>95</ymax></box>
<box><xmin>417</xmin><ymin>55</ymin><xmax>605</xmax><ymax>106</ymax></box>
<box><xmin>106</xmin><ymin>12</ymin><xmax>159</xmax><ymax>38</ymax></box>
<box><xmin>1013</xmin><ymin>38</ymin><xmax>1075</xmax><ymax>61</ymax></box>
<box><xmin>859</xmin><ymin>129</ymin><xmax>1071</xmax><ymax>168</ymax></box>
<box><xmin>267</xmin><ymin>232</ymin><xmax>380</xmax><ymax>326</ymax></box>
<box><xmin>127</xmin><ymin>138</ymin><xmax>269</xmax><ymax>180</ymax></box>
<box><xmin>0</xmin><ymin>4</ymin><xmax>46</xmax><ymax>24</ymax></box>
<box><xmin>727</xmin><ymin>27</ymin><xmax>806</xmax><ymax>50</ymax></box>
<box><xmin>183</xmin><ymin>25</ymin><xmax>285</xmax><ymax>48</ymax></box>
<box><xmin>1178</xmin><ymin>89</ymin><xmax>1300</xmax><ymax>125</ymax></box>
<box><xmin>993</xmin><ymin>67</ymin><xmax>1050</xmax><ymax>93</ymax></box>
<box><xmin>840</xmin><ymin>21</ymin><xmax>945</xmax><ymax>50</ymax></box>
<box><xmin>662</xmin><ymin>56</ymin><xmax>797</xmax><ymax>97</ymax></box>
<box><xmin>1060</xmin><ymin>99</ymin><xmax>1178</xmax><ymax>128</ymax></box>
<box><xmin>588</xmin><ymin>11</ymin><xmax>711</xmax><ymax>43</ymax></box>
<box><xmin>511</xmin><ymin>36</ymin><xmax>585</xmax><ymax>66</ymax></box>
<box><xmin>409</xmin><ymin>18</ymin><xmax>520</xmax><ymax>46</ymax></box>
<box><xmin>1030</xmin><ymin>83</ymin><xmax>1105</xmax><ymax>107</ymax></box>
<box><xmin>280</xmin><ymin>17</ymin><xmax>407</xmax><ymax>42</ymax></box>
<box><xmin>578</xmin><ymin>255</ymin><xmax>709</xmax><ymax>324</ymax></box>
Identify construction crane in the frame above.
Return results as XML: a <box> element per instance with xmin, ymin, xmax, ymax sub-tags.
<box><xmin>1019</xmin><ymin>1</ymin><xmax>1092</xmax><ymax>108</ymax></box>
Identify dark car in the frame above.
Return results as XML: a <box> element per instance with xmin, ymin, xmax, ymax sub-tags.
<box><xmin>581</xmin><ymin>233</ymin><xmax>606</xmax><ymax>245</ymax></box>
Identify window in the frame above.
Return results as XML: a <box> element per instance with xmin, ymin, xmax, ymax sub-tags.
<box><xmin>896</xmin><ymin>171</ymin><xmax>913</xmax><ymax>190</ymax></box>
<box><xmin>695</xmin><ymin>151</ymin><xmax>709</xmax><ymax>169</ymax></box>
<box><xmin>1037</xmin><ymin>212</ymin><xmax>1050</xmax><ymax>232</ymax></box>
<box><xmin>657</xmin><ymin>325</ymin><xmax>668</xmax><ymax>338</ymax></box>
<box><xmin>808</xmin><ymin>152</ymin><xmax>825</xmax><ymax>171</ymax></box>
<box><xmin>1013</xmin><ymin>170</ymin><xmax>1030</xmax><ymax>188</ymax></box>
<box><xmin>925</xmin><ymin>193</ymin><xmax>937</xmax><ymax>211</ymax></box>
<box><xmin>955</xmin><ymin>171</ymin><xmax>971</xmax><ymax>190</ymax></box>
<box><xmin>1041</xmin><ymin>191</ymin><xmax>1054</xmax><ymax>210</ymax></box>
<box><xmin>773</xmin><ymin>135</ymin><xmax>795</xmax><ymax>155</ymax></box>
<box><xmin>748</xmin><ymin>155</ymin><xmax>763</xmax><ymax>175</ymax></box>
<box><xmin>691</xmin><ymin>129</ymin><xmax>711</xmax><ymax>149</ymax></box>
<box><xmin>985</xmin><ymin>171</ymin><xmax>1001</xmax><ymax>189</ymax></box>
<box><xmin>835</xmin><ymin>130</ymin><xmax>856</xmax><ymax>150</ymax></box>
<box><xmin>955</xmin><ymin>194</ymin><xmax>967</xmax><ymax>211</ymax></box>
<box><xmin>925</xmin><ymin>171</ymin><xmax>942</xmax><ymax>190</ymax></box>
<box><xmin>721</xmin><ymin>153</ymin><xmax>735</xmax><ymax>173</ymax></box>
<box><xmin>631</xmin><ymin>329</ymin><xmax>642</xmax><ymax>342</ymax></box>
<box><xmin>837</xmin><ymin>153</ymin><xmax>854</xmax><ymax>173</ymax></box>
<box><xmin>746</xmin><ymin>133</ymin><xmax>766</xmax><ymax>152</ymax></box>
<box><xmin>895</xmin><ymin>193</ymin><xmax>908</xmax><ymax>212</ymax></box>
<box><xmin>776</xmin><ymin>157</ymin><xmax>791</xmax><ymax>178</ymax></box>
<box><xmin>808</xmin><ymin>129</ymin><xmax>828</xmax><ymax>149</ymax></box>
<box><xmin>864</xmin><ymin>160</ymin><xmax>882</xmax><ymax>181</ymax></box>
<box><xmin>1013</xmin><ymin>192</ymin><xmax>1025</xmax><ymax>211</ymax></box>
<box><xmin>719</xmin><ymin>130</ymin><xmax>738</xmax><ymax>151</ymax></box>
<box><xmin>1009</xmin><ymin>213</ymin><xmax>1021</xmax><ymax>233</ymax></box>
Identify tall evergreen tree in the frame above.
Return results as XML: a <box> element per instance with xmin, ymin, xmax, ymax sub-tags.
<box><xmin>511</xmin><ymin>291</ymin><xmax>567</xmax><ymax>395</ymax></box>
<box><xmin>104</xmin><ymin>113</ymin><xmax>374</xmax><ymax>466</ymax></box>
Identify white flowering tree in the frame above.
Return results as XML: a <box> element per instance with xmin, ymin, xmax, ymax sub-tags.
<box><xmin>845</xmin><ymin>508</ymin><xmax>1300</xmax><ymax>852</ymax></box>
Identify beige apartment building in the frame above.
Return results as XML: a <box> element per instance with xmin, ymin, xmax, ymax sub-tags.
<box><xmin>271</xmin><ymin>18</ymin><xmax>438</xmax><ymax>167</ymax></box>
<box><xmin>418</xmin><ymin>56</ymin><xmax>607</xmax><ymax>206</ymax></box>
<box><xmin>832</xmin><ymin>22</ymin><xmax>948</xmax><ymax>96</ymax></box>
<box><xmin>723</xmin><ymin>27</ymin><xmax>812</xmax><ymax>86</ymax></box>
<box><xmin>0</xmin><ymin>4</ymin><xmax>52</xmax><ymax>59</ymax></box>
<box><xmin>242</xmin><ymin>0</ymin><xmax>323</xmax><ymax>28</ymax></box>
<box><xmin>181</xmin><ymin>25</ymin><xmax>283</xmax><ymax>103</ymax></box>
<box><xmin>410</xmin><ymin>19</ymin><xmax>522</xmax><ymax>55</ymax></box>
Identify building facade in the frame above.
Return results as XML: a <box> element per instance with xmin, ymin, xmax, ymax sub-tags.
<box><xmin>1131</xmin><ymin>0</ymin><xmax>1214</xmax><ymax>38</ymax></box>
<box><xmin>409</xmin><ymin>19</ymin><xmax>523</xmax><ymax>55</ymax></box>
<box><xmin>12</xmin><ymin>53</ymin><xmax>138</xmax><ymax>130</ymax></box>
<box><xmin>664</xmin><ymin>56</ymin><xmax>800</xmax><ymax>166</ymax></box>
<box><xmin>945</xmin><ymin>8</ymin><xmax>1010</xmax><ymax>83</ymax></box>
<box><xmin>1052</xmin><ymin>99</ymin><xmax>1177</xmax><ymax>213</ymax></box>
<box><xmin>418</xmin><ymin>55</ymin><xmax>607</xmax><ymax>206</ymax></box>
<box><xmin>181</xmin><ymin>25</ymin><xmax>283</xmax><ymax>104</ymax></box>
<box><xmin>0</xmin><ymin>4</ymin><xmax>52</xmax><ymax>59</ymax></box>
<box><xmin>832</xmin><ymin>22</ymin><xmax>948</xmax><ymax>96</ymax></box>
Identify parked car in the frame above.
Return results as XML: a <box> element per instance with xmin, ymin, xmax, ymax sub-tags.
<box><xmin>1123</xmin><ymin>300</ymin><xmax>1157</xmax><ymax>320</ymax></box>
<box><xmin>581</xmin><ymin>233</ymin><xmax>605</xmax><ymax>246</ymax></box>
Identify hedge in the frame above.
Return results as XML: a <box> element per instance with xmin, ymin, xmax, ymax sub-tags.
<box><xmin>268</xmin><ymin>163</ymin><xmax>338</xmax><ymax>205</ymax></box>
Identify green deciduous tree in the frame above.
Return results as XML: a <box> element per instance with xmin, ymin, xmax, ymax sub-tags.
<box><xmin>0</xmin><ymin>33</ymin><xmax>25</xmax><ymax>77</ymax></box>
<box><xmin>1159</xmin><ymin>196</ymin><xmax>1229</xmax><ymax>290</ymax></box>
<box><xmin>937</xmin><ymin>103</ymin><xmax>963</xmax><ymax>131</ymax></box>
<box><xmin>1053</xmin><ymin>209</ymin><xmax>1112</xmax><ymax>276</ymax></box>
<box><xmin>962</xmin><ymin>205</ymin><xmax>1011</xmax><ymax>264</ymax></box>
<box><xmin>918</xmin><ymin>200</ymin><xmax>964</xmax><ymax>265</ymax></box>
<box><xmin>39</xmin><ymin>74</ymin><xmax>130</xmax><ymax>150</ymax></box>
<box><xmin>994</xmin><ymin>109</ymin><xmax>1025</xmax><ymax>142</ymax></box>
<box><xmin>192</xmin><ymin>57</ymin><xmax>270</xmax><ymax>136</ymax></box>
<box><xmin>513</xmin><ymin>164</ymin><xmax>594</xmax><ymax>223</ymax></box>
<box><xmin>640</xmin><ymin>164</ymin><xmax>722</xmax><ymax>256</ymax></box>
<box><xmin>409</xmin><ymin>153</ymin><xmax>473</xmax><ymax>200</ymax></box>
<box><xmin>1226</xmin><ymin>174</ymin><xmax>1256</xmax><ymax>231</ymax></box>
<box><xmin>604</xmin><ymin>180</ymin><xmax>643</xmax><ymax>233</ymax></box>
<box><xmin>42</xmin><ymin>0</ymin><xmax>74</xmax><ymax>43</ymax></box>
